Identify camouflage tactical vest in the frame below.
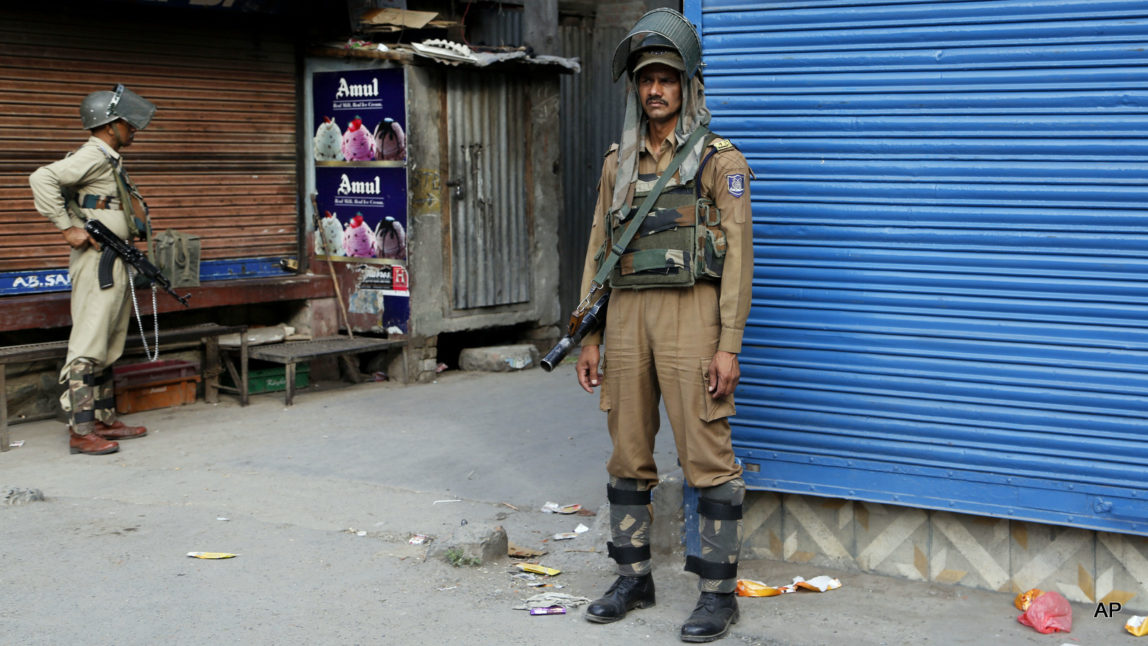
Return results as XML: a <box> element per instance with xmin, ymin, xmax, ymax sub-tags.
<box><xmin>598</xmin><ymin>138</ymin><xmax>729</xmax><ymax>290</ymax></box>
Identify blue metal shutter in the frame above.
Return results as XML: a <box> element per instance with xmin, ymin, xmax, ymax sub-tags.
<box><xmin>687</xmin><ymin>0</ymin><xmax>1148</xmax><ymax>534</ymax></box>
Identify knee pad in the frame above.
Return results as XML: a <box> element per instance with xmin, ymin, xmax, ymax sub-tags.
<box><xmin>62</xmin><ymin>359</ymin><xmax>98</xmax><ymax>427</ymax></box>
<box><xmin>94</xmin><ymin>366</ymin><xmax>116</xmax><ymax>414</ymax></box>
<box><xmin>698</xmin><ymin>477</ymin><xmax>745</xmax><ymax>513</ymax></box>
<box><xmin>685</xmin><ymin>477</ymin><xmax>745</xmax><ymax>584</ymax></box>
<box><xmin>607</xmin><ymin>477</ymin><xmax>653</xmax><ymax>572</ymax></box>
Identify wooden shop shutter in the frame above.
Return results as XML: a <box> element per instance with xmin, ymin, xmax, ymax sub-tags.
<box><xmin>0</xmin><ymin>7</ymin><xmax>299</xmax><ymax>284</ymax></box>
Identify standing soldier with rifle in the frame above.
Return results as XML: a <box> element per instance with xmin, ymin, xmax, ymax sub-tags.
<box><xmin>569</xmin><ymin>9</ymin><xmax>755</xmax><ymax>642</ymax></box>
<box><xmin>29</xmin><ymin>84</ymin><xmax>158</xmax><ymax>456</ymax></box>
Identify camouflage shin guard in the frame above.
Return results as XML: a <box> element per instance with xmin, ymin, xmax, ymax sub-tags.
<box><xmin>94</xmin><ymin>366</ymin><xmax>116</xmax><ymax>424</ymax></box>
<box><xmin>607</xmin><ymin>476</ymin><xmax>653</xmax><ymax>577</ymax></box>
<box><xmin>62</xmin><ymin>360</ymin><xmax>98</xmax><ymax>435</ymax></box>
<box><xmin>689</xmin><ymin>477</ymin><xmax>745</xmax><ymax>593</ymax></box>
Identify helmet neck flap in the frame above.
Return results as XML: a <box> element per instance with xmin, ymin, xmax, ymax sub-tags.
<box><xmin>608</xmin><ymin>9</ymin><xmax>710</xmax><ymax>220</ymax></box>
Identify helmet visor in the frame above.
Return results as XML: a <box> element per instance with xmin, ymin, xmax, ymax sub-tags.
<box><xmin>108</xmin><ymin>84</ymin><xmax>156</xmax><ymax>130</ymax></box>
<box><xmin>612</xmin><ymin>8</ymin><xmax>702</xmax><ymax>81</ymax></box>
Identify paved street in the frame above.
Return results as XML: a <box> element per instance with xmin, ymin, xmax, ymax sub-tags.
<box><xmin>0</xmin><ymin>363</ymin><xmax>1126</xmax><ymax>645</ymax></box>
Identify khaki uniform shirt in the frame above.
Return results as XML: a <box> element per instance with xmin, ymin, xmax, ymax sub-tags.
<box><xmin>29</xmin><ymin>136</ymin><xmax>131</xmax><ymax>241</ymax></box>
<box><xmin>578</xmin><ymin>130</ymin><xmax>754</xmax><ymax>353</ymax></box>
<box><xmin>29</xmin><ymin>137</ymin><xmax>136</xmax><ymax>371</ymax></box>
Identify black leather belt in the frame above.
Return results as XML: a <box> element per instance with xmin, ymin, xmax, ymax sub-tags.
<box><xmin>80</xmin><ymin>194</ymin><xmax>120</xmax><ymax>209</ymax></box>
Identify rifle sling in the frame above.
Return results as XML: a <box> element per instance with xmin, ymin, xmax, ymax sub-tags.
<box><xmin>95</xmin><ymin>147</ymin><xmax>153</xmax><ymax>258</ymax></box>
<box><xmin>591</xmin><ymin>125</ymin><xmax>708</xmax><ymax>288</ymax></box>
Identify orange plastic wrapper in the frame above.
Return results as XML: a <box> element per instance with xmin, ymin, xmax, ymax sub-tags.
<box><xmin>1014</xmin><ymin>588</ymin><xmax>1044</xmax><ymax>611</ymax></box>
<box><xmin>737</xmin><ymin>579</ymin><xmax>785</xmax><ymax>597</ymax></box>
<box><xmin>1127</xmin><ymin>615</ymin><xmax>1148</xmax><ymax>637</ymax></box>
<box><xmin>737</xmin><ymin>575</ymin><xmax>841</xmax><ymax>597</ymax></box>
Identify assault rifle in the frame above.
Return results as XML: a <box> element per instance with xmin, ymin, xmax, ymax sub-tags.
<box><xmin>541</xmin><ymin>290</ymin><xmax>609</xmax><ymax>372</ymax></box>
<box><xmin>84</xmin><ymin>219</ymin><xmax>190</xmax><ymax>307</ymax></box>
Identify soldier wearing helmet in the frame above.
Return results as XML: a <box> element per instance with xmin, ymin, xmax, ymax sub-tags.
<box><xmin>573</xmin><ymin>9</ymin><xmax>754</xmax><ymax>642</ymax></box>
<box><xmin>28</xmin><ymin>84</ymin><xmax>157</xmax><ymax>456</ymax></box>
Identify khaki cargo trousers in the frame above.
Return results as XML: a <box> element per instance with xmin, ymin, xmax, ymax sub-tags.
<box><xmin>600</xmin><ymin>281</ymin><xmax>743</xmax><ymax>490</ymax></box>
<box><xmin>599</xmin><ymin>281</ymin><xmax>745</xmax><ymax>592</ymax></box>
<box><xmin>59</xmin><ymin>246</ymin><xmax>132</xmax><ymax>431</ymax></box>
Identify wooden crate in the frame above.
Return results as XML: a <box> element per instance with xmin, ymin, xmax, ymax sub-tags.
<box><xmin>114</xmin><ymin>360</ymin><xmax>200</xmax><ymax>414</ymax></box>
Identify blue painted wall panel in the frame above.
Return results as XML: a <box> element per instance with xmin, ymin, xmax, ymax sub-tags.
<box><xmin>688</xmin><ymin>0</ymin><xmax>1148</xmax><ymax>534</ymax></box>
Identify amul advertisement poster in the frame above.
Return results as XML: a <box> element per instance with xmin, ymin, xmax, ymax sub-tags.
<box><xmin>312</xmin><ymin>66</ymin><xmax>409</xmax><ymax>332</ymax></box>
<box><xmin>312</xmin><ymin>67</ymin><xmax>407</xmax><ymax>167</ymax></box>
<box><xmin>312</xmin><ymin>67</ymin><xmax>407</xmax><ymax>262</ymax></box>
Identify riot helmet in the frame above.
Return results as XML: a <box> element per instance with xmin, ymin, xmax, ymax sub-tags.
<box><xmin>630</xmin><ymin>34</ymin><xmax>687</xmax><ymax>76</ymax></box>
<box><xmin>612</xmin><ymin>8</ymin><xmax>702</xmax><ymax>81</ymax></box>
<box><xmin>80</xmin><ymin>84</ymin><xmax>156</xmax><ymax>130</ymax></box>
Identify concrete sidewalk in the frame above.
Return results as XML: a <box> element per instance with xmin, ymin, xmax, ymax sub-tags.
<box><xmin>0</xmin><ymin>364</ymin><xmax>1127</xmax><ymax>645</ymax></box>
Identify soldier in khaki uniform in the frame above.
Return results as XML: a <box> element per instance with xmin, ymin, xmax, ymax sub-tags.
<box><xmin>29</xmin><ymin>85</ymin><xmax>156</xmax><ymax>456</ymax></box>
<box><xmin>574</xmin><ymin>10</ymin><xmax>753</xmax><ymax>643</ymax></box>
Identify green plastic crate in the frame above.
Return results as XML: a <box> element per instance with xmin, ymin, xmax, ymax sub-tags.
<box><xmin>222</xmin><ymin>362</ymin><xmax>310</xmax><ymax>394</ymax></box>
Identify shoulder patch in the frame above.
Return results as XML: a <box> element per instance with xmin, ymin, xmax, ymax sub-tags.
<box><xmin>604</xmin><ymin>143</ymin><xmax>619</xmax><ymax>159</ymax></box>
<box><xmin>726</xmin><ymin>173</ymin><xmax>746</xmax><ymax>198</ymax></box>
<box><xmin>710</xmin><ymin>138</ymin><xmax>734</xmax><ymax>152</ymax></box>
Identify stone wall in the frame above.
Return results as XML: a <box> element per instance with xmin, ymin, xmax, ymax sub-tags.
<box><xmin>650</xmin><ymin>475</ymin><xmax>1148</xmax><ymax>612</ymax></box>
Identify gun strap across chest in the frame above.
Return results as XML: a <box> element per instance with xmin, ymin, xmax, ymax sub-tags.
<box><xmin>95</xmin><ymin>147</ymin><xmax>152</xmax><ymax>253</ymax></box>
<box><xmin>591</xmin><ymin>125</ymin><xmax>708</xmax><ymax>289</ymax></box>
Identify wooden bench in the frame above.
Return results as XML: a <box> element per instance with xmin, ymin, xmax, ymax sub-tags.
<box><xmin>242</xmin><ymin>335</ymin><xmax>404</xmax><ymax>406</ymax></box>
<box><xmin>0</xmin><ymin>323</ymin><xmax>249</xmax><ymax>453</ymax></box>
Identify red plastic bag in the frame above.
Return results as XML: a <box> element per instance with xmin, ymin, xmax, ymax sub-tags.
<box><xmin>1017</xmin><ymin>590</ymin><xmax>1072</xmax><ymax>634</ymax></box>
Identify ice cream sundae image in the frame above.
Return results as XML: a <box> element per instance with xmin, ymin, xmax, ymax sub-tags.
<box><xmin>375</xmin><ymin>118</ymin><xmax>406</xmax><ymax>161</ymax></box>
<box><xmin>375</xmin><ymin>216</ymin><xmax>406</xmax><ymax>260</ymax></box>
<box><xmin>314</xmin><ymin>210</ymin><xmax>345</xmax><ymax>256</ymax></box>
<box><xmin>341</xmin><ymin>116</ymin><xmax>376</xmax><ymax>162</ymax></box>
<box><xmin>313</xmin><ymin>116</ymin><xmax>342</xmax><ymax>161</ymax></box>
<box><xmin>342</xmin><ymin>213</ymin><xmax>377</xmax><ymax>258</ymax></box>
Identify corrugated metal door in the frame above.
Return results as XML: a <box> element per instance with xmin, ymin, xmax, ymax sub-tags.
<box><xmin>447</xmin><ymin>71</ymin><xmax>532</xmax><ymax>309</ymax></box>
<box><xmin>559</xmin><ymin>16</ymin><xmax>600</xmax><ymax>318</ymax></box>
<box><xmin>558</xmin><ymin>1</ymin><xmax>684</xmax><ymax>316</ymax></box>
<box><xmin>0</xmin><ymin>7</ymin><xmax>298</xmax><ymax>287</ymax></box>
<box><xmin>689</xmin><ymin>0</ymin><xmax>1148</xmax><ymax>534</ymax></box>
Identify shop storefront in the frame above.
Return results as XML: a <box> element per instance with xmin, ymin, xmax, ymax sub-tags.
<box><xmin>686</xmin><ymin>0</ymin><xmax>1148</xmax><ymax>535</ymax></box>
<box><xmin>0</xmin><ymin>2</ymin><xmax>318</xmax><ymax>329</ymax></box>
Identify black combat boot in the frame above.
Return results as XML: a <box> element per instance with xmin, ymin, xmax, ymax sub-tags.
<box><xmin>584</xmin><ymin>573</ymin><xmax>655</xmax><ymax>623</ymax></box>
<box><xmin>680</xmin><ymin>591</ymin><xmax>739</xmax><ymax>642</ymax></box>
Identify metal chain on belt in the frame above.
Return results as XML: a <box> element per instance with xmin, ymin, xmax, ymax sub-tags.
<box><xmin>127</xmin><ymin>266</ymin><xmax>160</xmax><ymax>362</ymax></box>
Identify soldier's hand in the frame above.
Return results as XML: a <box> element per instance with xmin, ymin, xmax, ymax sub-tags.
<box><xmin>62</xmin><ymin>226</ymin><xmax>96</xmax><ymax>250</ymax></box>
<box><xmin>707</xmin><ymin>351</ymin><xmax>740</xmax><ymax>399</ymax></box>
<box><xmin>576</xmin><ymin>344</ymin><xmax>601</xmax><ymax>394</ymax></box>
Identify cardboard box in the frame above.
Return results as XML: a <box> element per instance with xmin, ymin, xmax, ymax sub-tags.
<box><xmin>114</xmin><ymin>360</ymin><xmax>200</xmax><ymax>414</ymax></box>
